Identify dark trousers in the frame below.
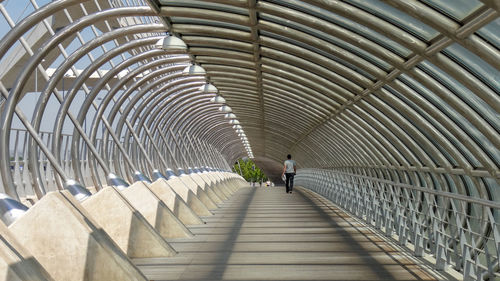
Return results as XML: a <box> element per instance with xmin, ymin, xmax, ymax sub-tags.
<box><xmin>285</xmin><ymin>173</ymin><xmax>295</xmax><ymax>193</ymax></box>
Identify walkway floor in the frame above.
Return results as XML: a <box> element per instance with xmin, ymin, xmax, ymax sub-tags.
<box><xmin>135</xmin><ymin>186</ymin><xmax>457</xmax><ymax>281</ymax></box>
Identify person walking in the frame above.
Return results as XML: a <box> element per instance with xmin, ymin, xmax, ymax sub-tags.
<box><xmin>282</xmin><ymin>154</ymin><xmax>296</xmax><ymax>194</ymax></box>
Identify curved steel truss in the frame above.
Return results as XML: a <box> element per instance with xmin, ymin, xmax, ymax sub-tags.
<box><xmin>0</xmin><ymin>0</ymin><xmax>498</xmax><ymax>279</ymax></box>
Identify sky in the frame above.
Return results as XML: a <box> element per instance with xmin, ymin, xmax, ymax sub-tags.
<box><xmin>1</xmin><ymin>0</ymin><xmax>116</xmax><ymax>137</ymax></box>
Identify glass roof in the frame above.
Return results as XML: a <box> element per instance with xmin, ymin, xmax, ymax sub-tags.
<box><xmin>344</xmin><ymin>0</ymin><xmax>440</xmax><ymax>41</ymax></box>
<box><xmin>420</xmin><ymin>0</ymin><xmax>484</xmax><ymax>21</ymax></box>
<box><xmin>443</xmin><ymin>43</ymin><xmax>500</xmax><ymax>95</ymax></box>
<box><xmin>0</xmin><ymin>1</ymin><xmax>498</xmax><ymax>276</ymax></box>
<box><xmin>0</xmin><ymin>0</ymin><xmax>498</xmax><ymax>230</ymax></box>
<box><xmin>159</xmin><ymin>0</ymin><xmax>248</xmax><ymax>15</ymax></box>
<box><xmin>170</xmin><ymin>17</ymin><xmax>252</xmax><ymax>32</ymax></box>
<box><xmin>259</xmin><ymin>29</ymin><xmax>377</xmax><ymax>82</ymax></box>
<box><xmin>417</xmin><ymin>62</ymin><xmax>499</xmax><ymax>165</ymax></box>
<box><xmin>476</xmin><ymin>18</ymin><xmax>500</xmax><ymax>49</ymax></box>
<box><xmin>266</xmin><ymin>0</ymin><xmax>413</xmax><ymax>58</ymax></box>
<box><xmin>259</xmin><ymin>13</ymin><xmax>392</xmax><ymax>72</ymax></box>
<box><xmin>384</xmin><ymin>83</ymin><xmax>476</xmax><ymax>168</ymax></box>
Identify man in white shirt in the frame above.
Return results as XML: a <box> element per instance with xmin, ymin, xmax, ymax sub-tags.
<box><xmin>282</xmin><ymin>154</ymin><xmax>297</xmax><ymax>194</ymax></box>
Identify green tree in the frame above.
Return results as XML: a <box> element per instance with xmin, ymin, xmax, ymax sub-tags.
<box><xmin>232</xmin><ymin>158</ymin><xmax>267</xmax><ymax>183</ymax></box>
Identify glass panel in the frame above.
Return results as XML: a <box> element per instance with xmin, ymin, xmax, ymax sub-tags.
<box><xmin>481</xmin><ymin>178</ymin><xmax>500</xmax><ymax>226</ymax></box>
<box><xmin>418</xmin><ymin>61</ymin><xmax>500</xmax><ymax>166</ymax></box>
<box><xmin>419</xmin><ymin>61</ymin><xmax>498</xmax><ymax>132</ymax></box>
<box><xmin>338</xmin><ymin>58</ymin><xmax>377</xmax><ymax>81</ymax></box>
<box><xmin>346</xmin><ymin>108</ymin><xmax>401</xmax><ymax>167</ymax></box>
<box><xmin>476</xmin><ymin>18</ymin><xmax>500</xmax><ymax>49</ymax></box>
<box><xmin>356</xmin><ymin>99</ymin><xmax>428</xmax><ymax>166</ymax></box>
<box><xmin>443</xmin><ymin>43</ymin><xmax>500</xmax><ymax>94</ymax></box>
<box><xmin>266</xmin><ymin>0</ymin><xmax>412</xmax><ymax>58</ymax></box>
<box><xmin>443</xmin><ymin>174</ymin><xmax>458</xmax><ymax>193</ymax></box>
<box><xmin>403</xmin><ymin>171</ymin><xmax>413</xmax><ymax>185</ymax></box>
<box><xmin>260</xmin><ymin>13</ymin><xmax>392</xmax><ymax>72</ymax></box>
<box><xmin>460</xmin><ymin>176</ymin><xmax>481</xmax><ymax>226</ymax></box>
<box><xmin>170</xmin><ymin>17</ymin><xmax>251</xmax><ymax>32</ymax></box>
<box><xmin>260</xmin><ymin>31</ymin><xmax>375</xmax><ymax>85</ymax></box>
<box><xmin>483</xmin><ymin>178</ymin><xmax>500</xmax><ymax>203</ymax></box>
<box><xmin>344</xmin><ymin>0</ymin><xmax>439</xmax><ymax>41</ymax></box>
<box><xmin>383</xmin><ymin>85</ymin><xmax>460</xmax><ymax>168</ymax></box>
<box><xmin>396</xmin><ymin>75</ymin><xmax>482</xmax><ymax>168</ymax></box>
<box><xmin>1</xmin><ymin>0</ymin><xmax>37</xmax><ymax>31</ymax></box>
<box><xmin>417</xmin><ymin>172</ymin><xmax>427</xmax><ymax>186</ymax></box>
<box><xmin>159</xmin><ymin>0</ymin><xmax>248</xmax><ymax>16</ymax></box>
<box><xmin>260</xmin><ymin>30</ymin><xmax>375</xmax><ymax>84</ymax></box>
<box><xmin>420</xmin><ymin>0</ymin><xmax>483</xmax><ymax>21</ymax></box>
<box><xmin>381</xmin><ymin>86</ymin><xmax>458</xmax><ymax>166</ymax></box>
<box><xmin>429</xmin><ymin>173</ymin><xmax>441</xmax><ymax>190</ymax></box>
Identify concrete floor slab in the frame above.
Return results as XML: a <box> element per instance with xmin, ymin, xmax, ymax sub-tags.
<box><xmin>135</xmin><ymin>187</ymin><xmax>458</xmax><ymax>281</ymax></box>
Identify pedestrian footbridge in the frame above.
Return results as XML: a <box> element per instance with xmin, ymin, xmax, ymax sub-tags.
<box><xmin>0</xmin><ymin>0</ymin><xmax>498</xmax><ymax>280</ymax></box>
<box><xmin>135</xmin><ymin>186</ymin><xmax>460</xmax><ymax>281</ymax></box>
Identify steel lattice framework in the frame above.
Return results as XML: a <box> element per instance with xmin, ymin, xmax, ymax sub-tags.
<box><xmin>0</xmin><ymin>0</ymin><xmax>498</xmax><ymax>279</ymax></box>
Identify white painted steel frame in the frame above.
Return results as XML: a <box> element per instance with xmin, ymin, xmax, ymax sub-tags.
<box><xmin>0</xmin><ymin>0</ymin><xmax>498</xmax><ymax>279</ymax></box>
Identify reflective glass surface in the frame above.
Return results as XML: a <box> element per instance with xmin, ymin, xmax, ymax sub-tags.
<box><xmin>170</xmin><ymin>17</ymin><xmax>251</xmax><ymax>32</ymax></box>
<box><xmin>484</xmin><ymin>178</ymin><xmax>500</xmax><ymax>202</ymax></box>
<box><xmin>443</xmin><ymin>43</ymin><xmax>500</xmax><ymax>98</ymax></box>
<box><xmin>267</xmin><ymin>0</ymin><xmax>412</xmax><ymax>58</ymax></box>
<box><xmin>259</xmin><ymin>29</ymin><xmax>377</xmax><ymax>82</ymax></box>
<box><xmin>418</xmin><ymin>62</ymin><xmax>499</xmax><ymax>166</ymax></box>
<box><xmin>259</xmin><ymin>30</ymin><xmax>366</xmax><ymax>90</ymax></box>
<box><xmin>344</xmin><ymin>0</ymin><xmax>439</xmax><ymax>41</ymax></box>
<box><xmin>354</xmin><ymin>100</ymin><xmax>425</xmax><ymax>167</ymax></box>
<box><xmin>260</xmin><ymin>13</ymin><xmax>392</xmax><ymax>71</ymax></box>
<box><xmin>159</xmin><ymin>0</ymin><xmax>248</xmax><ymax>15</ymax></box>
<box><xmin>397</xmin><ymin>74</ymin><xmax>488</xmax><ymax>168</ymax></box>
<box><xmin>476</xmin><ymin>18</ymin><xmax>500</xmax><ymax>49</ymax></box>
<box><xmin>372</xmin><ymin>93</ymin><xmax>444</xmax><ymax>167</ymax></box>
<box><xmin>420</xmin><ymin>0</ymin><xmax>483</xmax><ymax>21</ymax></box>
<box><xmin>386</xmin><ymin>81</ymin><xmax>479</xmax><ymax>167</ymax></box>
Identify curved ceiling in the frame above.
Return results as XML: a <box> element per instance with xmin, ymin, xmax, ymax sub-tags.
<box><xmin>150</xmin><ymin>0</ymin><xmax>500</xmax><ymax>182</ymax></box>
<box><xmin>0</xmin><ymin>2</ymin><xmax>497</xmax><ymax>277</ymax></box>
<box><xmin>0</xmin><ymin>0</ymin><xmax>497</xmax><ymax>197</ymax></box>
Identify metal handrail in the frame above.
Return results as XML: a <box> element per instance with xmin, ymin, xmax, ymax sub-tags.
<box><xmin>315</xmin><ymin>169</ymin><xmax>500</xmax><ymax>209</ymax></box>
<box><xmin>296</xmin><ymin>168</ymin><xmax>500</xmax><ymax>281</ymax></box>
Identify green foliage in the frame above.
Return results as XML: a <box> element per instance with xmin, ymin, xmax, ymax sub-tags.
<box><xmin>232</xmin><ymin>158</ymin><xmax>268</xmax><ymax>182</ymax></box>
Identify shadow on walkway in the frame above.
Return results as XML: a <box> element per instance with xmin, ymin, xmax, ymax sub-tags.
<box><xmin>135</xmin><ymin>186</ymin><xmax>457</xmax><ymax>281</ymax></box>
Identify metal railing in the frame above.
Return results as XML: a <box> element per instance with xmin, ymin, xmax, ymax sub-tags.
<box><xmin>296</xmin><ymin>168</ymin><xmax>500</xmax><ymax>281</ymax></box>
<box><xmin>7</xmin><ymin>128</ymin><xmax>114</xmax><ymax>197</ymax></box>
<box><xmin>6</xmin><ymin>126</ymin><xmax>233</xmax><ymax>201</ymax></box>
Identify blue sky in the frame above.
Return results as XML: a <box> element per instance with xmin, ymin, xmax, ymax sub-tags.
<box><xmin>0</xmin><ymin>0</ymin><xmax>51</xmax><ymax>38</ymax></box>
<box><xmin>1</xmin><ymin>0</ymin><xmax>116</xmax><ymax>136</ymax></box>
